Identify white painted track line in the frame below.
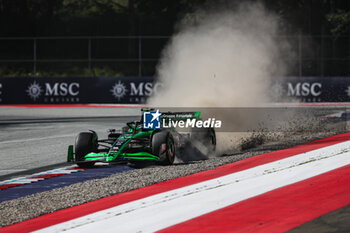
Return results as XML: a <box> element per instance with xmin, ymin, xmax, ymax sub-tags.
<box><xmin>34</xmin><ymin>140</ymin><xmax>350</xmax><ymax>233</ymax></box>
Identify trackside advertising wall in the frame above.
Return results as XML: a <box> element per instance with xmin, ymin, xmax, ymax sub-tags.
<box><xmin>274</xmin><ymin>76</ymin><xmax>350</xmax><ymax>102</ymax></box>
<box><xmin>0</xmin><ymin>76</ymin><xmax>349</xmax><ymax>104</ymax></box>
<box><xmin>0</xmin><ymin>77</ymin><xmax>160</xmax><ymax>104</ymax></box>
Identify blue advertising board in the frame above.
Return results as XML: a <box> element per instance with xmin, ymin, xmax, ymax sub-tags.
<box><xmin>0</xmin><ymin>76</ymin><xmax>350</xmax><ymax>104</ymax></box>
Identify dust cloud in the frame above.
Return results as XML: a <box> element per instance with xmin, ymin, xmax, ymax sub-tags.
<box><xmin>148</xmin><ymin>2</ymin><xmax>294</xmax><ymax>155</ymax></box>
<box><xmin>148</xmin><ymin>2</ymin><xmax>290</xmax><ymax>107</ymax></box>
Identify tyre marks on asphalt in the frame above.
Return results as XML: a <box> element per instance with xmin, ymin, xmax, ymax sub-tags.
<box><xmin>0</xmin><ymin>165</ymin><xmax>133</xmax><ymax>203</ymax></box>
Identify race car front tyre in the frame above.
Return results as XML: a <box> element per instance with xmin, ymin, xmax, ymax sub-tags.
<box><xmin>75</xmin><ymin>132</ymin><xmax>97</xmax><ymax>168</ymax></box>
<box><xmin>152</xmin><ymin>131</ymin><xmax>176</xmax><ymax>165</ymax></box>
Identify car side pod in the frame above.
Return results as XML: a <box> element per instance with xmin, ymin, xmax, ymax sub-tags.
<box><xmin>67</xmin><ymin>145</ymin><xmax>74</xmax><ymax>162</ymax></box>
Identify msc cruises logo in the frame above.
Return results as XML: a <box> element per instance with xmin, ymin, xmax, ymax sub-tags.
<box><xmin>143</xmin><ymin>110</ymin><xmax>161</xmax><ymax>129</ymax></box>
<box><xmin>110</xmin><ymin>81</ymin><xmax>128</xmax><ymax>101</ymax></box>
<box><xmin>26</xmin><ymin>81</ymin><xmax>43</xmax><ymax>101</ymax></box>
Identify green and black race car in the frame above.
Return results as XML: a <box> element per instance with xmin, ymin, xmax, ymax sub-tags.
<box><xmin>67</xmin><ymin>109</ymin><xmax>216</xmax><ymax>167</ymax></box>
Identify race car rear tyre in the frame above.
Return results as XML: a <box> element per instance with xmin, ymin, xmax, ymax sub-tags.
<box><xmin>191</xmin><ymin>128</ymin><xmax>216</xmax><ymax>154</ymax></box>
<box><xmin>75</xmin><ymin>132</ymin><xmax>97</xmax><ymax>168</ymax></box>
<box><xmin>152</xmin><ymin>131</ymin><xmax>175</xmax><ymax>165</ymax></box>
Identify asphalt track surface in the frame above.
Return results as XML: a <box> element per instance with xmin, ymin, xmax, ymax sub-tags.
<box><xmin>0</xmin><ymin>105</ymin><xmax>350</xmax><ymax>232</ymax></box>
<box><xmin>0</xmin><ymin>107</ymin><xmax>139</xmax><ymax>177</ymax></box>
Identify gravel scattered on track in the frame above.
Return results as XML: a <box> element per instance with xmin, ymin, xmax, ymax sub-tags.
<box><xmin>0</xmin><ymin>131</ymin><xmax>338</xmax><ymax>227</ymax></box>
